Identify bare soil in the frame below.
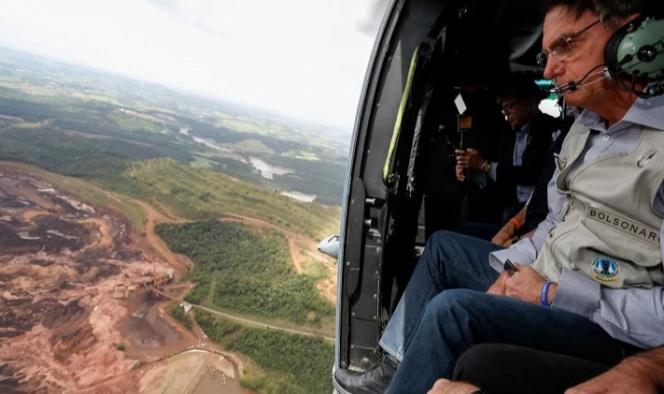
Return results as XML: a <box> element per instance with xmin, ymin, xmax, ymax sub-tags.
<box><xmin>0</xmin><ymin>164</ymin><xmax>244</xmax><ymax>393</ymax></box>
<box><xmin>0</xmin><ymin>161</ymin><xmax>331</xmax><ymax>393</ymax></box>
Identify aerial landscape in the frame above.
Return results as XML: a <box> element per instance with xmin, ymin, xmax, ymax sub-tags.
<box><xmin>0</xmin><ymin>46</ymin><xmax>347</xmax><ymax>393</ymax></box>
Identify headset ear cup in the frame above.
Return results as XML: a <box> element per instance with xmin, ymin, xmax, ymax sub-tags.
<box><xmin>603</xmin><ymin>18</ymin><xmax>634</xmax><ymax>79</ymax></box>
<box><xmin>603</xmin><ymin>16</ymin><xmax>664</xmax><ymax>97</ymax></box>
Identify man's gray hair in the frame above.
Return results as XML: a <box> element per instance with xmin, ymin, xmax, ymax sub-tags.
<box><xmin>541</xmin><ymin>0</ymin><xmax>661</xmax><ymax>26</ymax></box>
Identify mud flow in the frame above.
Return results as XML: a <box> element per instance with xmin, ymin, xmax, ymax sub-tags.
<box><xmin>0</xmin><ymin>167</ymin><xmax>195</xmax><ymax>392</ymax></box>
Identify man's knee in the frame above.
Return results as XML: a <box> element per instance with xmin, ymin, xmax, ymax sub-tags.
<box><xmin>427</xmin><ymin>230</ymin><xmax>462</xmax><ymax>250</ymax></box>
<box><xmin>424</xmin><ymin>289</ymin><xmax>481</xmax><ymax>323</ymax></box>
<box><xmin>424</xmin><ymin>230</ymin><xmax>468</xmax><ymax>265</ymax></box>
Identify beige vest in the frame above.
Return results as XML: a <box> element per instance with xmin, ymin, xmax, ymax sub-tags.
<box><xmin>532</xmin><ymin>122</ymin><xmax>664</xmax><ymax>288</ymax></box>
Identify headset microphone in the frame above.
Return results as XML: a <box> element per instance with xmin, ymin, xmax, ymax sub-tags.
<box><xmin>553</xmin><ymin>80</ymin><xmax>577</xmax><ymax>95</ymax></box>
<box><xmin>551</xmin><ymin>64</ymin><xmax>607</xmax><ymax>96</ymax></box>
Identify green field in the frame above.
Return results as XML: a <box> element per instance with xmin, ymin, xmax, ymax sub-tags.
<box><xmin>195</xmin><ymin>310</ymin><xmax>334</xmax><ymax>394</ymax></box>
<box><xmin>129</xmin><ymin>159</ymin><xmax>338</xmax><ymax>239</ymax></box>
<box><xmin>0</xmin><ymin>46</ymin><xmax>350</xmax><ymax>205</ymax></box>
<box><xmin>156</xmin><ymin>220</ymin><xmax>335</xmax><ymax>332</ymax></box>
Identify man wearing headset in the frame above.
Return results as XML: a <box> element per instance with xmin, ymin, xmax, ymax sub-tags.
<box><xmin>428</xmin><ymin>1</ymin><xmax>664</xmax><ymax>393</ymax></box>
<box><xmin>336</xmin><ymin>0</ymin><xmax>664</xmax><ymax>393</ymax></box>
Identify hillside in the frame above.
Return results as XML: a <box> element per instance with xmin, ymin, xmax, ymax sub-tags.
<box><xmin>127</xmin><ymin>158</ymin><xmax>338</xmax><ymax>239</ymax></box>
<box><xmin>0</xmin><ymin>46</ymin><xmax>349</xmax><ymax>205</ymax></box>
<box><xmin>157</xmin><ymin>220</ymin><xmax>335</xmax><ymax>331</ymax></box>
<box><xmin>0</xmin><ymin>46</ymin><xmax>346</xmax><ymax>394</ymax></box>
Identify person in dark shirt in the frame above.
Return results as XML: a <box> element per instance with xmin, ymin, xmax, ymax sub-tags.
<box><xmin>456</xmin><ymin>75</ymin><xmax>560</xmax><ymax>225</ymax></box>
<box><xmin>491</xmin><ymin>114</ymin><xmax>572</xmax><ymax>246</ymax></box>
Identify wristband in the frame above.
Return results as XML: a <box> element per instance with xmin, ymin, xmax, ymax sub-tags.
<box><xmin>540</xmin><ymin>280</ymin><xmax>552</xmax><ymax>306</ymax></box>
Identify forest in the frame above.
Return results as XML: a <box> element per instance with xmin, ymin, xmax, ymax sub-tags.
<box><xmin>194</xmin><ymin>310</ymin><xmax>334</xmax><ymax>394</ymax></box>
<box><xmin>156</xmin><ymin>220</ymin><xmax>335</xmax><ymax>331</ymax></box>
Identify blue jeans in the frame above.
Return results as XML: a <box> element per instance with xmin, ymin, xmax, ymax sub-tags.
<box><xmin>379</xmin><ymin>231</ymin><xmax>632</xmax><ymax>394</ymax></box>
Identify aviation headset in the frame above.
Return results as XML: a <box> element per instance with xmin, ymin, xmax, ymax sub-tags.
<box><xmin>606</xmin><ymin>15</ymin><xmax>664</xmax><ymax>97</ymax></box>
<box><xmin>554</xmin><ymin>14</ymin><xmax>664</xmax><ymax>97</ymax></box>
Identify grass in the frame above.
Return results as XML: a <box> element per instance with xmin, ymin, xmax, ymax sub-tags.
<box><xmin>128</xmin><ymin>158</ymin><xmax>339</xmax><ymax>239</ymax></box>
<box><xmin>188</xmin><ymin>155</ymin><xmax>217</xmax><ymax>169</ymax></box>
<box><xmin>106</xmin><ymin>111</ymin><xmax>166</xmax><ymax>134</ymax></box>
<box><xmin>218</xmin><ymin>118</ymin><xmax>265</xmax><ymax>134</ymax></box>
<box><xmin>283</xmin><ymin>149</ymin><xmax>320</xmax><ymax>161</ymax></box>
<box><xmin>226</xmin><ymin>138</ymin><xmax>275</xmax><ymax>154</ymax></box>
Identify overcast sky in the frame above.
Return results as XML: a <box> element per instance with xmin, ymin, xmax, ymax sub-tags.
<box><xmin>0</xmin><ymin>0</ymin><xmax>389</xmax><ymax>129</ymax></box>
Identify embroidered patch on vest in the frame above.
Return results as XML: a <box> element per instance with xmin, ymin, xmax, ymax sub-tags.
<box><xmin>592</xmin><ymin>256</ymin><xmax>621</xmax><ymax>283</ymax></box>
<box><xmin>586</xmin><ymin>207</ymin><xmax>660</xmax><ymax>245</ymax></box>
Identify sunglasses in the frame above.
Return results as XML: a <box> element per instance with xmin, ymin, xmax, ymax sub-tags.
<box><xmin>536</xmin><ymin>19</ymin><xmax>601</xmax><ymax>69</ymax></box>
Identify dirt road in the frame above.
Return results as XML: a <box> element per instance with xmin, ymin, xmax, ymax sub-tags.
<box><xmin>150</xmin><ymin>287</ymin><xmax>333</xmax><ymax>342</ymax></box>
<box><xmin>130</xmin><ymin>198</ymin><xmax>192</xmax><ymax>275</ymax></box>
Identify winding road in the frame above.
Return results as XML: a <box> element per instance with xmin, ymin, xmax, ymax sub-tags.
<box><xmin>136</xmin><ymin>201</ymin><xmax>336</xmax><ymax>342</ymax></box>
<box><xmin>150</xmin><ymin>287</ymin><xmax>334</xmax><ymax>342</ymax></box>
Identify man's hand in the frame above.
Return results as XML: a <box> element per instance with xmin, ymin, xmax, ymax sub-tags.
<box><xmin>427</xmin><ymin>378</ymin><xmax>480</xmax><ymax>394</ymax></box>
<box><xmin>455</xmin><ymin>164</ymin><xmax>466</xmax><ymax>182</ymax></box>
<box><xmin>487</xmin><ymin>265</ymin><xmax>557</xmax><ymax>304</ymax></box>
<box><xmin>486</xmin><ymin>271</ymin><xmax>509</xmax><ymax>296</ymax></box>
<box><xmin>491</xmin><ymin>228</ymin><xmax>515</xmax><ymax>247</ymax></box>
<box><xmin>566</xmin><ymin>358</ymin><xmax>658</xmax><ymax>394</ymax></box>
<box><xmin>455</xmin><ymin>148</ymin><xmax>485</xmax><ymax>172</ymax></box>
<box><xmin>504</xmin><ymin>265</ymin><xmax>548</xmax><ymax>304</ymax></box>
<box><xmin>492</xmin><ymin>206</ymin><xmax>527</xmax><ymax>246</ymax></box>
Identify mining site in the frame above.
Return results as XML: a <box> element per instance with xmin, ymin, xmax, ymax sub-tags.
<box><xmin>0</xmin><ymin>164</ymin><xmax>250</xmax><ymax>393</ymax></box>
